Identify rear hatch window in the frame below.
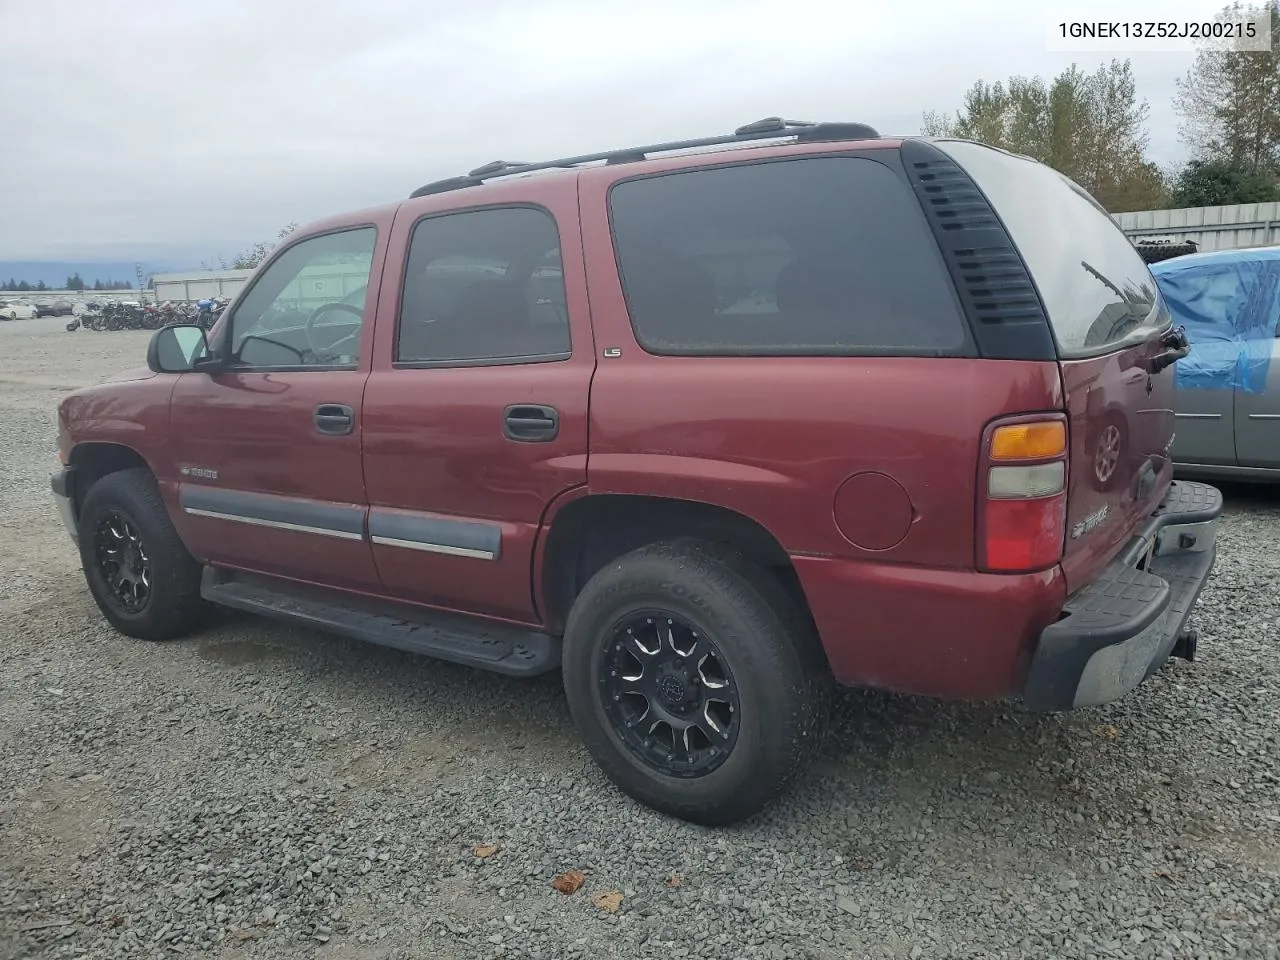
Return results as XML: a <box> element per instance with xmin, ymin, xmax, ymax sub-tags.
<box><xmin>934</xmin><ymin>140</ymin><xmax>1169</xmax><ymax>357</ymax></box>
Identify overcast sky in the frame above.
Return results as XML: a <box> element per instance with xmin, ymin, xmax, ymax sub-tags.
<box><xmin>0</xmin><ymin>0</ymin><xmax>1238</xmax><ymax>264</ymax></box>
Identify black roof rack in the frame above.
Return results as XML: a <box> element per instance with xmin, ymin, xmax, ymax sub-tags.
<box><xmin>408</xmin><ymin>117</ymin><xmax>882</xmax><ymax>198</ymax></box>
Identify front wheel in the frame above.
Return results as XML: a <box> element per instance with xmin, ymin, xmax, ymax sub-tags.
<box><xmin>77</xmin><ymin>468</ymin><xmax>208</xmax><ymax>641</ymax></box>
<box><xmin>562</xmin><ymin>539</ymin><xmax>831</xmax><ymax>826</ymax></box>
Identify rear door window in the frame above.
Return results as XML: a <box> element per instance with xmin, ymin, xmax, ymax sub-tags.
<box><xmin>936</xmin><ymin>140</ymin><xmax>1169</xmax><ymax>357</ymax></box>
<box><xmin>396</xmin><ymin>207</ymin><xmax>571</xmax><ymax>365</ymax></box>
<box><xmin>607</xmin><ymin>157</ymin><xmax>970</xmax><ymax>356</ymax></box>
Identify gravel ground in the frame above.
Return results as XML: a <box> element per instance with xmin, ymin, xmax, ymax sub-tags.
<box><xmin>1</xmin><ymin>318</ymin><xmax>1278</xmax><ymax>960</ymax></box>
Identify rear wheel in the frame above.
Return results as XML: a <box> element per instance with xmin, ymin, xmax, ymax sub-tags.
<box><xmin>78</xmin><ymin>468</ymin><xmax>207</xmax><ymax>641</ymax></box>
<box><xmin>562</xmin><ymin>539</ymin><xmax>831</xmax><ymax>825</ymax></box>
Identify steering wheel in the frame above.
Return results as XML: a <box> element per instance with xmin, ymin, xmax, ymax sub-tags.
<box><xmin>303</xmin><ymin>302</ymin><xmax>363</xmax><ymax>357</ymax></box>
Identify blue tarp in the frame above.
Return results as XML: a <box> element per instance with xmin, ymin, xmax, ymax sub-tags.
<box><xmin>1150</xmin><ymin>246</ymin><xmax>1280</xmax><ymax>394</ymax></box>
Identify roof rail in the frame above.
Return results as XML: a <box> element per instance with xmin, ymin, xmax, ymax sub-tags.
<box><xmin>408</xmin><ymin>117</ymin><xmax>882</xmax><ymax>199</ymax></box>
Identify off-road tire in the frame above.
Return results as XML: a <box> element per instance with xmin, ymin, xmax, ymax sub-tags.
<box><xmin>78</xmin><ymin>467</ymin><xmax>207</xmax><ymax>641</ymax></box>
<box><xmin>562</xmin><ymin>538</ymin><xmax>832</xmax><ymax>826</ymax></box>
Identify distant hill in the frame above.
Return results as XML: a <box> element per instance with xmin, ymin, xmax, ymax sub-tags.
<box><xmin>0</xmin><ymin>260</ymin><xmax>195</xmax><ymax>289</ymax></box>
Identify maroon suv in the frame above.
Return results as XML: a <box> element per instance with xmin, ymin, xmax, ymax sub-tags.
<box><xmin>52</xmin><ymin>118</ymin><xmax>1221</xmax><ymax>824</ymax></box>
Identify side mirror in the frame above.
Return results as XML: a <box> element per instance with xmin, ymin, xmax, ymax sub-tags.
<box><xmin>147</xmin><ymin>324</ymin><xmax>214</xmax><ymax>373</ymax></box>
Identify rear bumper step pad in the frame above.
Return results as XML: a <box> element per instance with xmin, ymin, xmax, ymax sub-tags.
<box><xmin>1024</xmin><ymin>480</ymin><xmax>1222</xmax><ymax>711</ymax></box>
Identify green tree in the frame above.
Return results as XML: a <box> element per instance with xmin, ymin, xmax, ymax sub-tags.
<box><xmin>1168</xmin><ymin>158</ymin><xmax>1280</xmax><ymax>206</ymax></box>
<box><xmin>35</xmin><ymin>280</ymin><xmax>47</xmax><ymax>291</ymax></box>
<box><xmin>229</xmin><ymin>222</ymin><xmax>301</xmax><ymax>270</ymax></box>
<box><xmin>922</xmin><ymin>59</ymin><xmax>1167</xmax><ymax>212</ymax></box>
<box><xmin>1174</xmin><ymin>0</ymin><xmax>1280</xmax><ymax>174</ymax></box>
<box><xmin>16</xmin><ymin>281</ymin><xmax>31</xmax><ymax>292</ymax></box>
<box><xmin>65</xmin><ymin>273</ymin><xmax>85</xmax><ymax>291</ymax></box>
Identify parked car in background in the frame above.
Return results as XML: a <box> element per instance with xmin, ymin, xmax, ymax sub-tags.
<box><xmin>33</xmin><ymin>300</ymin><xmax>74</xmax><ymax>317</ymax></box>
<box><xmin>1153</xmin><ymin>245</ymin><xmax>1280</xmax><ymax>481</ymax></box>
<box><xmin>51</xmin><ymin>119</ymin><xmax>1221</xmax><ymax>825</ymax></box>
<box><xmin>0</xmin><ymin>299</ymin><xmax>38</xmax><ymax>320</ymax></box>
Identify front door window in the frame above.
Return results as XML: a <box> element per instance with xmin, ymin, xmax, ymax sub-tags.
<box><xmin>227</xmin><ymin>227</ymin><xmax>377</xmax><ymax>369</ymax></box>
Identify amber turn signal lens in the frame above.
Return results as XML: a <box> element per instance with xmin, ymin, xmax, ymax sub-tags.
<box><xmin>990</xmin><ymin>421</ymin><xmax>1066</xmax><ymax>460</ymax></box>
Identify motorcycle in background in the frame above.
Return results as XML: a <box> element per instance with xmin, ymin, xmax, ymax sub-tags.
<box><xmin>66</xmin><ymin>298</ymin><xmax>214</xmax><ymax>333</ymax></box>
<box><xmin>195</xmin><ymin>298</ymin><xmax>228</xmax><ymax>330</ymax></box>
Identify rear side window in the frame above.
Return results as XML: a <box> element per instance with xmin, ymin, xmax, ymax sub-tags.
<box><xmin>937</xmin><ymin>140</ymin><xmax>1169</xmax><ymax>357</ymax></box>
<box><xmin>608</xmin><ymin>157</ymin><xmax>969</xmax><ymax>356</ymax></box>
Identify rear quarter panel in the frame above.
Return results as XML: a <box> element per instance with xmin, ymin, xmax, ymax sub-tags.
<box><xmin>582</xmin><ymin>355</ymin><xmax>1063</xmax><ymax>568</ymax></box>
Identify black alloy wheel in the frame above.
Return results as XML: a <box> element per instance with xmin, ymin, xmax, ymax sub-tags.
<box><xmin>77</xmin><ymin>467</ymin><xmax>207</xmax><ymax>641</ymax></box>
<box><xmin>600</xmin><ymin>611</ymin><xmax>741</xmax><ymax>778</ymax></box>
<box><xmin>92</xmin><ymin>510</ymin><xmax>152</xmax><ymax>614</ymax></box>
<box><xmin>562</xmin><ymin>539</ymin><xmax>833</xmax><ymax>825</ymax></box>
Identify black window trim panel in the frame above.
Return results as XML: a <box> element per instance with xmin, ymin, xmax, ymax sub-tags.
<box><xmin>604</xmin><ymin>151</ymin><xmax>978</xmax><ymax>360</ymax></box>
<box><xmin>898</xmin><ymin>138</ymin><xmax>1058</xmax><ymax>362</ymax></box>
<box><xmin>391</xmin><ymin>201</ymin><xmax>573</xmax><ymax>370</ymax></box>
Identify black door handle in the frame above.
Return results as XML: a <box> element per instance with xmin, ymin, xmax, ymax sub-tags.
<box><xmin>314</xmin><ymin>403</ymin><xmax>354</xmax><ymax>436</ymax></box>
<box><xmin>503</xmin><ymin>404</ymin><xmax>559</xmax><ymax>442</ymax></box>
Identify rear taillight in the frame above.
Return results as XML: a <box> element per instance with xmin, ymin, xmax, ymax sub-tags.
<box><xmin>979</xmin><ymin>416</ymin><xmax>1068</xmax><ymax>574</ymax></box>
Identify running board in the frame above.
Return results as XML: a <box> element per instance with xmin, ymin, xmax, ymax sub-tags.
<box><xmin>200</xmin><ymin>568</ymin><xmax>560</xmax><ymax>677</ymax></box>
